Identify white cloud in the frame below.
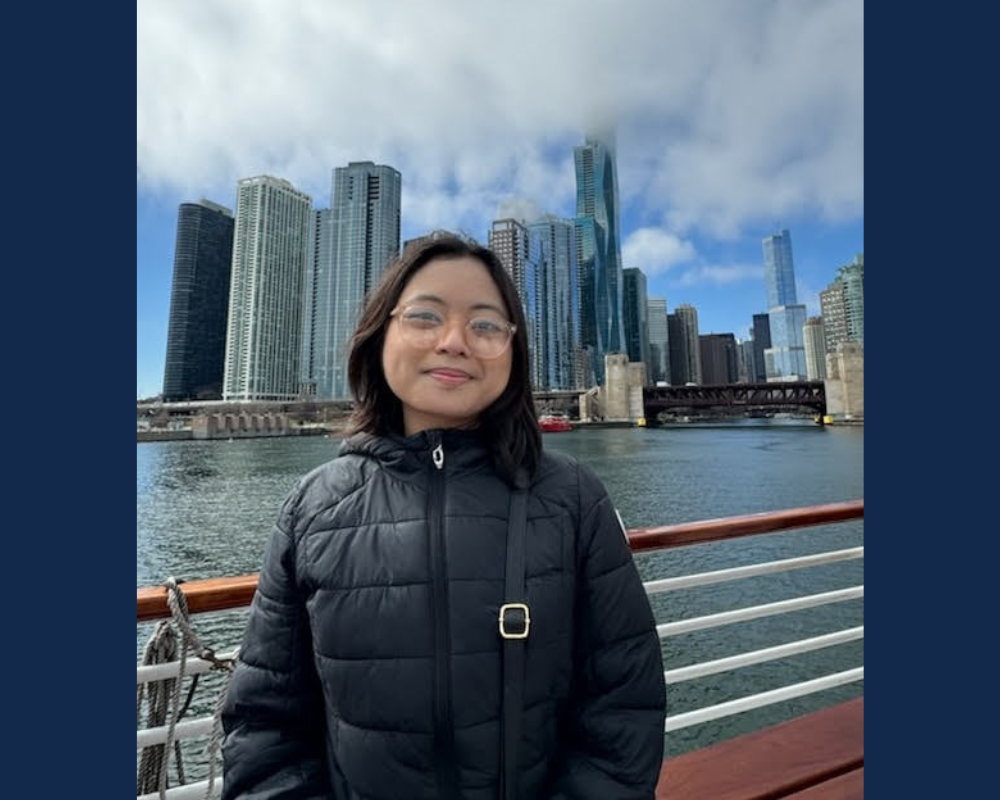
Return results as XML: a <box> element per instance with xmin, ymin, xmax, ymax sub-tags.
<box><xmin>675</xmin><ymin>264</ymin><xmax>764</xmax><ymax>286</ymax></box>
<box><xmin>137</xmin><ymin>0</ymin><xmax>863</xmax><ymax>240</ymax></box>
<box><xmin>622</xmin><ymin>228</ymin><xmax>696</xmax><ymax>274</ymax></box>
<box><xmin>494</xmin><ymin>198</ymin><xmax>546</xmax><ymax>226</ymax></box>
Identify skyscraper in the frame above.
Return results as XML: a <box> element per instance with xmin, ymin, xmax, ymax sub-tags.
<box><xmin>803</xmin><ymin>316</ymin><xmax>827</xmax><ymax>380</ymax></box>
<box><xmin>647</xmin><ymin>297</ymin><xmax>670</xmax><ymax>385</ymax></box>
<box><xmin>751</xmin><ymin>313</ymin><xmax>772</xmax><ymax>382</ymax></box>
<box><xmin>300</xmin><ymin>209</ymin><xmax>334</xmax><ymax>398</ymax></box>
<box><xmin>737</xmin><ymin>339</ymin><xmax>755</xmax><ymax>383</ymax></box>
<box><xmin>490</xmin><ymin>218</ymin><xmax>543</xmax><ymax>387</ymax></box>
<box><xmin>765</xmin><ymin>305</ymin><xmax>807</xmax><ymax>380</ymax></box>
<box><xmin>761</xmin><ymin>230</ymin><xmax>808</xmax><ymax>379</ymax></box>
<box><xmin>672</xmin><ymin>304</ymin><xmax>703</xmax><ymax>384</ymax></box>
<box><xmin>699</xmin><ymin>333</ymin><xmax>738</xmax><ymax>384</ymax></box>
<box><xmin>324</xmin><ymin>162</ymin><xmax>401</xmax><ymax>399</ymax></box>
<box><xmin>762</xmin><ymin>228</ymin><xmax>798</xmax><ymax>308</ymax></box>
<box><xmin>574</xmin><ymin>133</ymin><xmax>625</xmax><ymax>384</ymax></box>
<box><xmin>528</xmin><ymin>217</ymin><xmax>580</xmax><ymax>390</ymax></box>
<box><xmin>162</xmin><ymin>200</ymin><xmax>235</xmax><ymax>401</ymax></box>
<box><xmin>820</xmin><ymin>254</ymin><xmax>864</xmax><ymax>353</ymax></box>
<box><xmin>667</xmin><ymin>313</ymin><xmax>687</xmax><ymax>385</ymax></box>
<box><xmin>622</xmin><ymin>268</ymin><xmax>650</xmax><ymax>380</ymax></box>
<box><xmin>223</xmin><ymin>176</ymin><xmax>312</xmax><ymax>401</ymax></box>
<box><xmin>840</xmin><ymin>254</ymin><xmax>864</xmax><ymax>344</ymax></box>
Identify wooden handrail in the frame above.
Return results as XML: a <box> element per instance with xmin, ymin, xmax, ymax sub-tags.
<box><xmin>137</xmin><ymin>499</ymin><xmax>863</xmax><ymax>622</ymax></box>
<box><xmin>628</xmin><ymin>499</ymin><xmax>863</xmax><ymax>553</ymax></box>
<box><xmin>137</xmin><ymin>573</ymin><xmax>260</xmax><ymax>623</ymax></box>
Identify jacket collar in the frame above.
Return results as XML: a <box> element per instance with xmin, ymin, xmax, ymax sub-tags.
<box><xmin>339</xmin><ymin>428</ymin><xmax>492</xmax><ymax>475</ymax></box>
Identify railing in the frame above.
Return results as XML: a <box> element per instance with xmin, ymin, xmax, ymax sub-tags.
<box><xmin>136</xmin><ymin>499</ymin><xmax>864</xmax><ymax>800</ymax></box>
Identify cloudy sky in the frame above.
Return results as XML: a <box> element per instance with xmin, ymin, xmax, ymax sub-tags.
<box><xmin>137</xmin><ymin>0</ymin><xmax>863</xmax><ymax>398</ymax></box>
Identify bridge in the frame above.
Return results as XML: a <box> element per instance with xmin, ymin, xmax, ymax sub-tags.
<box><xmin>643</xmin><ymin>381</ymin><xmax>826</xmax><ymax>420</ymax></box>
<box><xmin>139</xmin><ymin>382</ymin><xmax>828</xmax><ymax>428</ymax></box>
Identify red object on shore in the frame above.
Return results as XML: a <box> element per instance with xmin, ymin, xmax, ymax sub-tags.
<box><xmin>538</xmin><ymin>415</ymin><xmax>573</xmax><ymax>432</ymax></box>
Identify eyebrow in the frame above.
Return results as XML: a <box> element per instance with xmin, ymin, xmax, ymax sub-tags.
<box><xmin>404</xmin><ymin>294</ymin><xmax>507</xmax><ymax>317</ymax></box>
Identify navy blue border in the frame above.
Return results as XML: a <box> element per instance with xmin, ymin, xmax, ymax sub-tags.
<box><xmin>6</xmin><ymin>6</ymin><xmax>130</xmax><ymax>792</ymax></box>
<box><xmin>869</xmin><ymin>4</ymin><xmax>993</xmax><ymax>796</ymax></box>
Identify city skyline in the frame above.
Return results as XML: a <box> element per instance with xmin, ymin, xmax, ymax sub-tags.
<box><xmin>137</xmin><ymin>0</ymin><xmax>864</xmax><ymax>399</ymax></box>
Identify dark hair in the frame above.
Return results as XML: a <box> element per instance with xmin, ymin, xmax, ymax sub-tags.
<box><xmin>346</xmin><ymin>232</ymin><xmax>541</xmax><ymax>484</ymax></box>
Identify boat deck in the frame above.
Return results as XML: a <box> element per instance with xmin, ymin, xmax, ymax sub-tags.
<box><xmin>657</xmin><ymin>697</ymin><xmax>863</xmax><ymax>799</ymax></box>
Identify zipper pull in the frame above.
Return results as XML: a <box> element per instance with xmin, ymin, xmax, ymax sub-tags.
<box><xmin>432</xmin><ymin>443</ymin><xmax>444</xmax><ymax>470</ymax></box>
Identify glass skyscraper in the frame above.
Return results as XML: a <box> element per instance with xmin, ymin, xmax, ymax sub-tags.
<box><xmin>761</xmin><ymin>229</ymin><xmax>808</xmax><ymax>380</ymax></box>
<box><xmin>324</xmin><ymin>162</ymin><xmax>401</xmax><ymax>399</ymax></box>
<box><xmin>529</xmin><ymin>217</ymin><xmax>580</xmax><ymax>390</ymax></box>
<box><xmin>574</xmin><ymin>133</ymin><xmax>625</xmax><ymax>385</ymax></box>
<box><xmin>162</xmin><ymin>200</ymin><xmax>234</xmax><ymax>401</ymax></box>
<box><xmin>763</xmin><ymin>229</ymin><xmax>798</xmax><ymax>308</ymax></box>
<box><xmin>647</xmin><ymin>297</ymin><xmax>670</xmax><ymax>385</ymax></box>
<box><xmin>622</xmin><ymin>268</ymin><xmax>650</xmax><ymax>380</ymax></box>
<box><xmin>223</xmin><ymin>176</ymin><xmax>312</xmax><ymax>401</ymax></box>
<box><xmin>300</xmin><ymin>209</ymin><xmax>334</xmax><ymax>398</ymax></box>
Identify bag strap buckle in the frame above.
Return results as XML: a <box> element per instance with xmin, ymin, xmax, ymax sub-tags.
<box><xmin>499</xmin><ymin>603</ymin><xmax>530</xmax><ymax>639</ymax></box>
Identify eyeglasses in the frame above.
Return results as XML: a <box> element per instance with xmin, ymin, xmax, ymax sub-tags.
<box><xmin>390</xmin><ymin>304</ymin><xmax>516</xmax><ymax>360</ymax></box>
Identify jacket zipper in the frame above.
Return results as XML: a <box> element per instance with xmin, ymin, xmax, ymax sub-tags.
<box><xmin>428</xmin><ymin>434</ymin><xmax>458</xmax><ymax>795</ymax></box>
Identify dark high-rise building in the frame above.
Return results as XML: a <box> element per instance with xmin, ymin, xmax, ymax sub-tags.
<box><xmin>751</xmin><ymin>313</ymin><xmax>772</xmax><ymax>382</ymax></box>
<box><xmin>699</xmin><ymin>333</ymin><xmax>739</xmax><ymax>384</ymax></box>
<box><xmin>667</xmin><ymin>313</ymin><xmax>688</xmax><ymax>385</ymax></box>
<box><xmin>162</xmin><ymin>200</ymin><xmax>235</xmax><ymax>401</ymax></box>
<box><xmin>622</xmin><ymin>268</ymin><xmax>650</xmax><ymax>380</ymax></box>
<box><xmin>574</xmin><ymin>132</ymin><xmax>624</xmax><ymax>384</ymax></box>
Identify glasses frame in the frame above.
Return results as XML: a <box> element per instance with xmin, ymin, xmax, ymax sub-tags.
<box><xmin>389</xmin><ymin>304</ymin><xmax>517</xmax><ymax>360</ymax></box>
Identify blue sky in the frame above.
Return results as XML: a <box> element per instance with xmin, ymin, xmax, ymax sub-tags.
<box><xmin>137</xmin><ymin>0</ymin><xmax>863</xmax><ymax>399</ymax></box>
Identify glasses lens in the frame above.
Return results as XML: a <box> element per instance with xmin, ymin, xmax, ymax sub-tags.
<box><xmin>397</xmin><ymin>307</ymin><xmax>443</xmax><ymax>348</ymax></box>
<box><xmin>395</xmin><ymin>306</ymin><xmax>512</xmax><ymax>358</ymax></box>
<box><xmin>467</xmin><ymin>317</ymin><xmax>511</xmax><ymax>359</ymax></box>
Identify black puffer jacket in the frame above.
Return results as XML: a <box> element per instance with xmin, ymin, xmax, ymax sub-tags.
<box><xmin>222</xmin><ymin>429</ymin><xmax>665</xmax><ymax>799</ymax></box>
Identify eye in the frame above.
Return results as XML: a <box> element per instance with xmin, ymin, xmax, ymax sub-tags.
<box><xmin>469</xmin><ymin>318</ymin><xmax>507</xmax><ymax>337</ymax></box>
<box><xmin>401</xmin><ymin>308</ymin><xmax>444</xmax><ymax>328</ymax></box>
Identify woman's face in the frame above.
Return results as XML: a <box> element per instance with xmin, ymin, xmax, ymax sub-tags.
<box><xmin>382</xmin><ymin>256</ymin><xmax>514</xmax><ymax>435</ymax></box>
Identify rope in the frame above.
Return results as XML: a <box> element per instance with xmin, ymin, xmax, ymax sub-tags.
<box><xmin>136</xmin><ymin>578</ymin><xmax>237</xmax><ymax>799</ymax></box>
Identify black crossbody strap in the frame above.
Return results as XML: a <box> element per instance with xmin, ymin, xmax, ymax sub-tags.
<box><xmin>500</xmin><ymin>472</ymin><xmax>529</xmax><ymax>800</ymax></box>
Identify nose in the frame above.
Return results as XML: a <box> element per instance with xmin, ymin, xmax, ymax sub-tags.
<box><xmin>434</xmin><ymin>318</ymin><xmax>470</xmax><ymax>356</ymax></box>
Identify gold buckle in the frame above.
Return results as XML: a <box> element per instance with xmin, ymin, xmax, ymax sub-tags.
<box><xmin>499</xmin><ymin>603</ymin><xmax>530</xmax><ymax>639</ymax></box>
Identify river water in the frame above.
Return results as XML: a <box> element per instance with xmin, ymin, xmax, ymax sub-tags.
<box><xmin>137</xmin><ymin>420</ymin><xmax>863</xmax><ymax>768</ymax></box>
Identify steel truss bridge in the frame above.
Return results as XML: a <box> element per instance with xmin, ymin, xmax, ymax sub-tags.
<box><xmin>643</xmin><ymin>381</ymin><xmax>826</xmax><ymax>419</ymax></box>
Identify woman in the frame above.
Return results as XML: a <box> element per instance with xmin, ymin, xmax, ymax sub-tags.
<box><xmin>222</xmin><ymin>234</ymin><xmax>666</xmax><ymax>799</ymax></box>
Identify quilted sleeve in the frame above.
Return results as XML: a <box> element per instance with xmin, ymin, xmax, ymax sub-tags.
<box><xmin>221</xmin><ymin>495</ymin><xmax>331</xmax><ymax>800</ymax></box>
<box><xmin>547</xmin><ymin>464</ymin><xmax>666</xmax><ymax>799</ymax></box>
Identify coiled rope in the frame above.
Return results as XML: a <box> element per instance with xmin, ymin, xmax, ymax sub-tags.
<box><xmin>136</xmin><ymin>577</ymin><xmax>237</xmax><ymax>799</ymax></box>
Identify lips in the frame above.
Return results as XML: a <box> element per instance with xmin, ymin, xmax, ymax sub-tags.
<box><xmin>426</xmin><ymin>368</ymin><xmax>473</xmax><ymax>386</ymax></box>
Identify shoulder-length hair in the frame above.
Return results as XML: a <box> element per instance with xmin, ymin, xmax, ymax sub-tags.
<box><xmin>346</xmin><ymin>232</ymin><xmax>541</xmax><ymax>484</ymax></box>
